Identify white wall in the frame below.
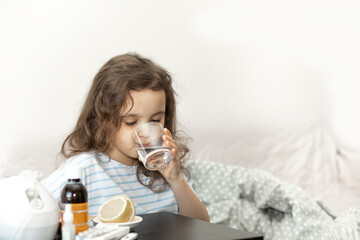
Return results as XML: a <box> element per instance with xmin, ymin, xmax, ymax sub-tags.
<box><xmin>1</xmin><ymin>0</ymin><xmax>360</xmax><ymax>176</ymax></box>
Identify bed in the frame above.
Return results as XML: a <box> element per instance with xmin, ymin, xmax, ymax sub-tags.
<box><xmin>187</xmin><ymin>117</ymin><xmax>360</xmax><ymax>239</ymax></box>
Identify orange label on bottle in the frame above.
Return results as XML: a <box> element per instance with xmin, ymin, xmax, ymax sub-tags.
<box><xmin>61</xmin><ymin>203</ymin><xmax>89</xmax><ymax>233</ymax></box>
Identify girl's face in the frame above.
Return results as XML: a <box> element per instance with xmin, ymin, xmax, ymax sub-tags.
<box><xmin>108</xmin><ymin>89</ymin><xmax>166</xmax><ymax>165</ymax></box>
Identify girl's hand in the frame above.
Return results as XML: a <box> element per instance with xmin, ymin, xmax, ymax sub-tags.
<box><xmin>159</xmin><ymin>128</ymin><xmax>181</xmax><ymax>181</ymax></box>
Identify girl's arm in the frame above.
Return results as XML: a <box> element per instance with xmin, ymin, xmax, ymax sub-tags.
<box><xmin>168</xmin><ymin>175</ymin><xmax>210</xmax><ymax>222</ymax></box>
<box><xmin>160</xmin><ymin>129</ymin><xmax>210</xmax><ymax>222</ymax></box>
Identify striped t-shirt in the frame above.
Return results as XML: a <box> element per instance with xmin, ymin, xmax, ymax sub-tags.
<box><xmin>41</xmin><ymin>152</ymin><xmax>178</xmax><ymax>216</ymax></box>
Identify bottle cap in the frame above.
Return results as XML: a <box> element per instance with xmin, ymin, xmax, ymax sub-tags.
<box><xmin>63</xmin><ymin>204</ymin><xmax>74</xmax><ymax>223</ymax></box>
<box><xmin>64</xmin><ymin>165</ymin><xmax>83</xmax><ymax>180</ymax></box>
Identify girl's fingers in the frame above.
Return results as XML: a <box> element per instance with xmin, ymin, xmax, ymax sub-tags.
<box><xmin>163</xmin><ymin>136</ymin><xmax>175</xmax><ymax>145</ymax></box>
<box><xmin>163</xmin><ymin>128</ymin><xmax>173</xmax><ymax>138</ymax></box>
<box><xmin>164</xmin><ymin>128</ymin><xmax>171</xmax><ymax>134</ymax></box>
<box><xmin>163</xmin><ymin>129</ymin><xmax>175</xmax><ymax>145</ymax></box>
<box><xmin>164</xmin><ymin>141</ymin><xmax>176</xmax><ymax>157</ymax></box>
<box><xmin>163</xmin><ymin>128</ymin><xmax>178</xmax><ymax>156</ymax></box>
<box><xmin>166</xmin><ymin>140</ymin><xmax>177</xmax><ymax>152</ymax></box>
<box><xmin>165</xmin><ymin>138</ymin><xmax>177</xmax><ymax>151</ymax></box>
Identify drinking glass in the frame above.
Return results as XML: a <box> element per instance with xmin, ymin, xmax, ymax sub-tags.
<box><xmin>132</xmin><ymin>122</ymin><xmax>173</xmax><ymax>170</ymax></box>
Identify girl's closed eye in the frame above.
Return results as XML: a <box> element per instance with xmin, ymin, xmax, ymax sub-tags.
<box><xmin>151</xmin><ymin>119</ymin><xmax>161</xmax><ymax>123</ymax></box>
<box><xmin>125</xmin><ymin>121</ymin><xmax>137</xmax><ymax>126</ymax></box>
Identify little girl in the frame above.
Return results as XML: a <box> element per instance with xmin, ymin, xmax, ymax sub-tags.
<box><xmin>42</xmin><ymin>53</ymin><xmax>209</xmax><ymax>222</ymax></box>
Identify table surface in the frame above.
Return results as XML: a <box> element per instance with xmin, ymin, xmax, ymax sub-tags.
<box><xmin>55</xmin><ymin>212</ymin><xmax>264</xmax><ymax>240</ymax></box>
<box><xmin>133</xmin><ymin>212</ymin><xmax>263</xmax><ymax>240</ymax></box>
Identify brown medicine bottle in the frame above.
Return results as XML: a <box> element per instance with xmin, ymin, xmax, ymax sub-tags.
<box><xmin>61</xmin><ymin>165</ymin><xmax>89</xmax><ymax>234</ymax></box>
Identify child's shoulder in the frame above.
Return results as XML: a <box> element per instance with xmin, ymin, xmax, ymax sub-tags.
<box><xmin>66</xmin><ymin>151</ymin><xmax>106</xmax><ymax>167</ymax></box>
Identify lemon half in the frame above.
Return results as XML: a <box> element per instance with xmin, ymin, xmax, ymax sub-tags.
<box><xmin>98</xmin><ymin>195</ymin><xmax>135</xmax><ymax>223</ymax></box>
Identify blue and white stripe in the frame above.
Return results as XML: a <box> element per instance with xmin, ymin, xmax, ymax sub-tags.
<box><xmin>41</xmin><ymin>152</ymin><xmax>178</xmax><ymax>216</ymax></box>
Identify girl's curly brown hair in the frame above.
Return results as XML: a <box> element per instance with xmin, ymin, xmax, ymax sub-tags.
<box><xmin>60</xmin><ymin>52</ymin><xmax>190</xmax><ymax>192</ymax></box>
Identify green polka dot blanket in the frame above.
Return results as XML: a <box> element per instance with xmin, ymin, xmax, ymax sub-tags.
<box><xmin>184</xmin><ymin>160</ymin><xmax>360</xmax><ymax>240</ymax></box>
